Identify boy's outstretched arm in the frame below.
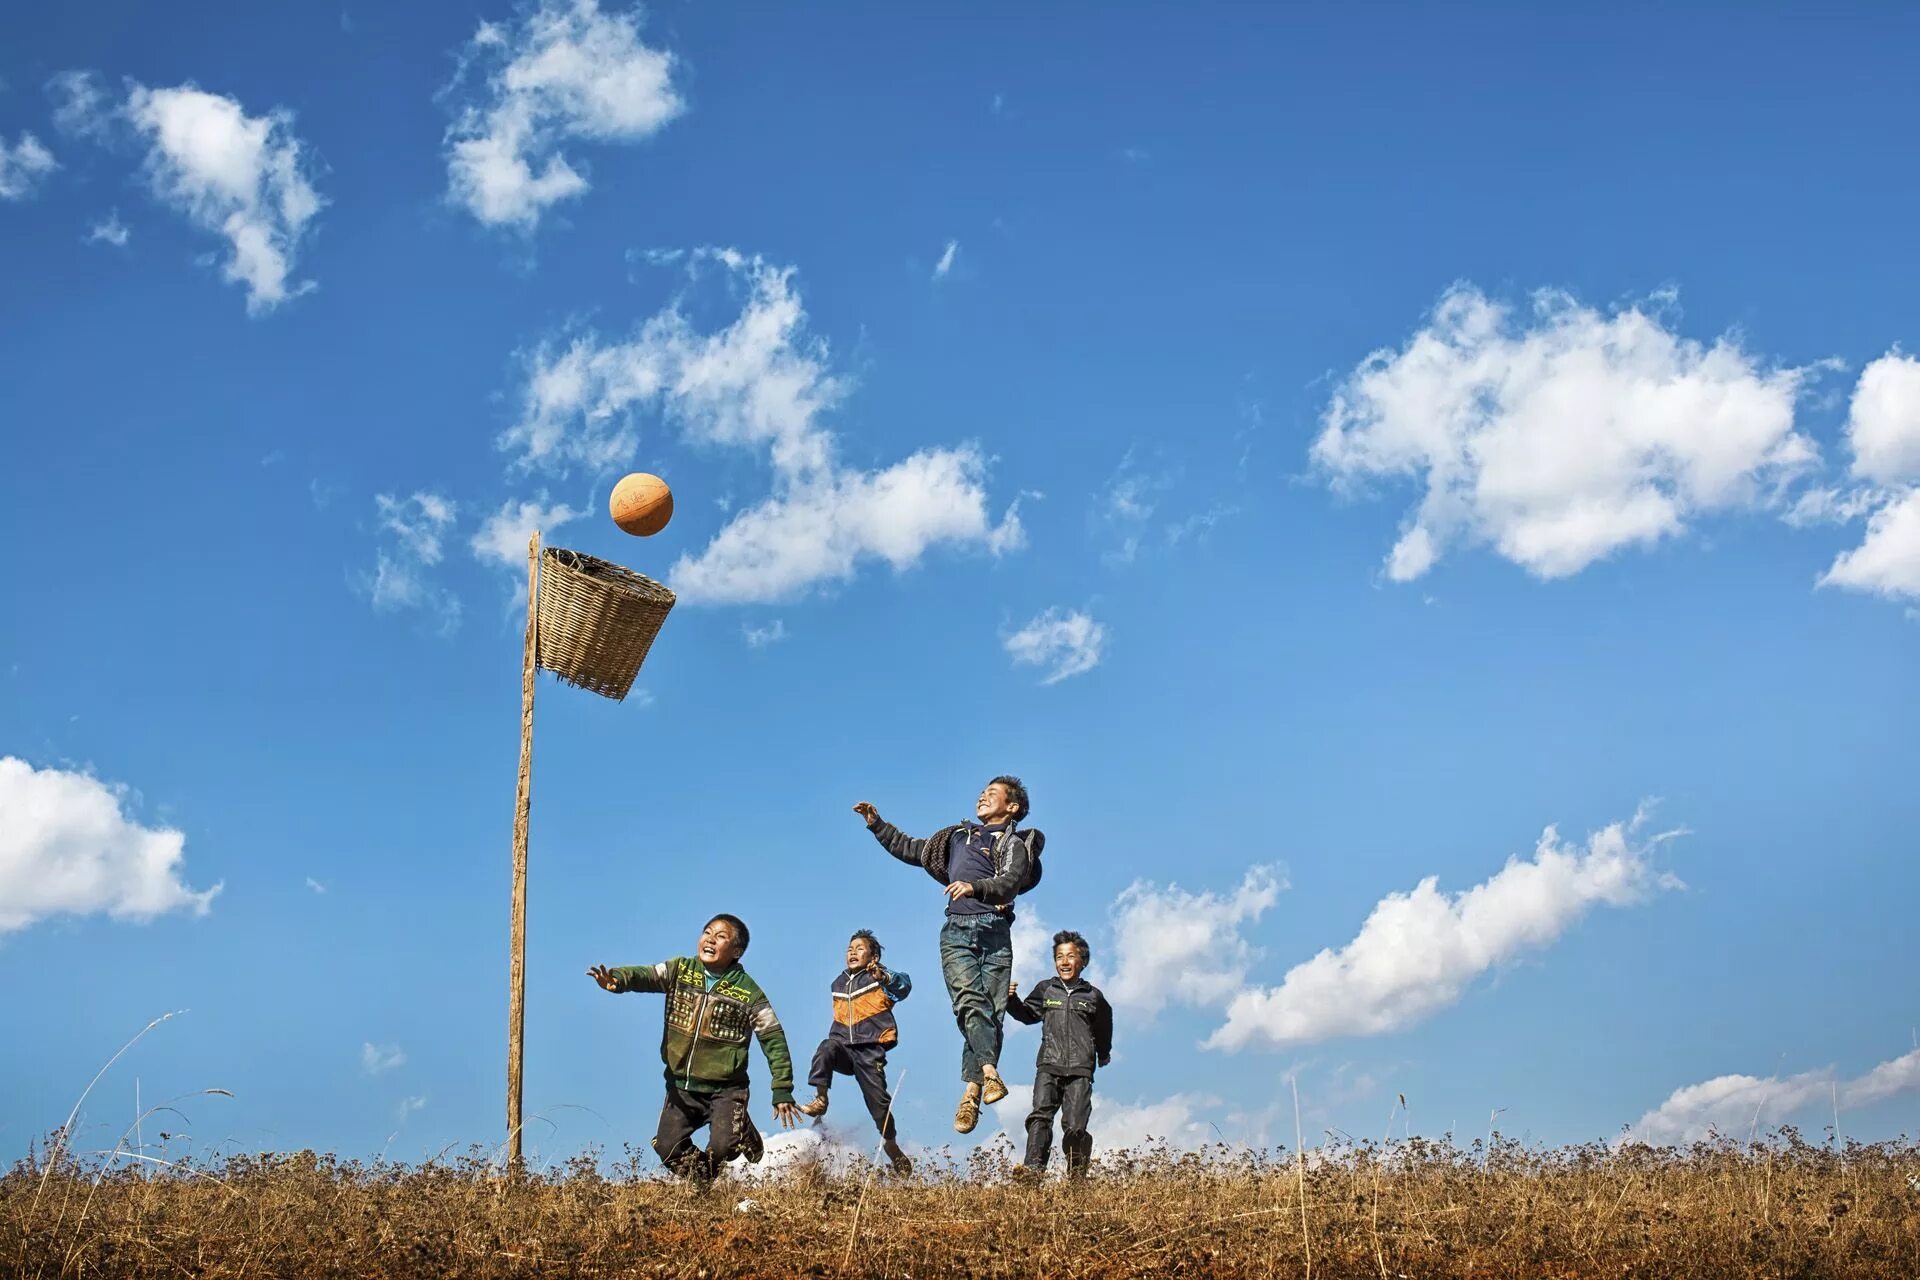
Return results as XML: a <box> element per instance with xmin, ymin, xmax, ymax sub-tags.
<box><xmin>1004</xmin><ymin>980</ymin><xmax>1043</xmax><ymax>1026</ymax></box>
<box><xmin>587</xmin><ymin>963</ymin><xmax>668</xmax><ymax>993</ymax></box>
<box><xmin>877</xmin><ymin>966</ymin><xmax>912</xmax><ymax>1002</ymax></box>
<box><xmin>855</xmin><ymin>801</ymin><xmax>931</xmax><ymax>869</ymax></box>
<box><xmin>748</xmin><ymin>995</ymin><xmax>802</xmax><ymax>1128</ymax></box>
<box><xmin>1093</xmin><ymin>992</ymin><xmax>1114</xmax><ymax>1067</ymax></box>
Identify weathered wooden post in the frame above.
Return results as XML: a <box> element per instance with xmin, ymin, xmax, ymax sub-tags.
<box><xmin>506</xmin><ymin>535</ymin><xmax>675</xmax><ymax>1167</ymax></box>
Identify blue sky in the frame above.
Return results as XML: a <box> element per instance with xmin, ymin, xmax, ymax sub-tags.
<box><xmin>3</xmin><ymin>3</ymin><xmax>1917</xmax><ymax>1171</ymax></box>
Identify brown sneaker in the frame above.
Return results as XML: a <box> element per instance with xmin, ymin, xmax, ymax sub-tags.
<box><xmin>953</xmin><ymin>1084</ymin><xmax>982</xmax><ymax>1134</ymax></box>
<box><xmin>980</xmin><ymin>1070</ymin><xmax>1009</xmax><ymax>1106</ymax></box>
<box><xmin>798</xmin><ymin>1092</ymin><xmax>829</xmax><ymax>1118</ymax></box>
<box><xmin>883</xmin><ymin>1139</ymin><xmax>913</xmax><ymax>1177</ymax></box>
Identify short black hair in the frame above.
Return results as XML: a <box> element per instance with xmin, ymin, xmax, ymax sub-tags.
<box><xmin>1052</xmin><ymin>930</ymin><xmax>1090</xmax><ymax>964</ymax></box>
<box><xmin>849</xmin><ymin>928</ymin><xmax>883</xmax><ymax>960</ymax></box>
<box><xmin>706</xmin><ymin>913</ymin><xmax>750</xmax><ymax>953</ymax></box>
<box><xmin>989</xmin><ymin>774</ymin><xmax>1031</xmax><ymax>822</ymax></box>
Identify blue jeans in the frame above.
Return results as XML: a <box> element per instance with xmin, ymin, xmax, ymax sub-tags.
<box><xmin>939</xmin><ymin>913</ymin><xmax>1012</xmax><ymax>1085</ymax></box>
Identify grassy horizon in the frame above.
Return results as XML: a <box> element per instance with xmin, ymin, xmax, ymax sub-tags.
<box><xmin>8</xmin><ymin>1126</ymin><xmax>1918</xmax><ymax>1278</ymax></box>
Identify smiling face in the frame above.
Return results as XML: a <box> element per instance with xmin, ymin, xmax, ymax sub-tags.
<box><xmin>697</xmin><ymin>918</ymin><xmax>745</xmax><ymax>970</ymax></box>
<box><xmin>1053</xmin><ymin>941</ymin><xmax>1087</xmax><ymax>983</ymax></box>
<box><xmin>976</xmin><ymin>780</ymin><xmax>1022</xmax><ymax>824</ymax></box>
<box><xmin>846</xmin><ymin>936</ymin><xmax>875</xmax><ymax>970</ymax></box>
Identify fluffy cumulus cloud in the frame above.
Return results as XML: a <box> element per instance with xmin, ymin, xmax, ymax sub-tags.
<box><xmin>1207</xmin><ymin>810</ymin><xmax>1682</xmax><ymax>1052</ymax></box>
<box><xmin>1821</xmin><ymin>489</ymin><xmax>1920</xmax><ymax>602</ymax></box>
<box><xmin>107</xmin><ymin>79</ymin><xmax>325</xmax><ymax>312</ymax></box>
<box><xmin>1312</xmin><ymin>286</ymin><xmax>1816</xmax><ymax>582</ymax></box>
<box><xmin>1817</xmin><ymin>354</ymin><xmax>1920</xmax><ymax>604</ymax></box>
<box><xmin>0</xmin><ymin>757</ymin><xmax>221</xmax><ymax>934</ymax></box>
<box><xmin>1106</xmin><ymin>866</ymin><xmax>1286</xmax><ymax>1017</ymax></box>
<box><xmin>366</xmin><ymin>492</ymin><xmax>461</xmax><ymax>631</ymax></box>
<box><xmin>504</xmin><ymin>250</ymin><xmax>1024</xmax><ymax>604</ymax></box>
<box><xmin>1629</xmin><ymin>1048</ymin><xmax>1920</xmax><ymax>1146</ymax></box>
<box><xmin>445</xmin><ymin>0</ymin><xmax>683</xmax><ymax>229</ymax></box>
<box><xmin>470</xmin><ymin>495</ymin><xmax>580</xmax><ymax>569</ymax></box>
<box><xmin>0</xmin><ymin>131</ymin><xmax>58</xmax><ymax>199</ymax></box>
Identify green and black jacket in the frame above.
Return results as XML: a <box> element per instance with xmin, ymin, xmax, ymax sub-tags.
<box><xmin>607</xmin><ymin>957</ymin><xmax>796</xmax><ymax>1104</ymax></box>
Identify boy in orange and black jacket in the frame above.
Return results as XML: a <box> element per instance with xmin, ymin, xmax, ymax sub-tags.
<box><xmin>798</xmin><ymin>929</ymin><xmax>914</xmax><ymax>1173</ymax></box>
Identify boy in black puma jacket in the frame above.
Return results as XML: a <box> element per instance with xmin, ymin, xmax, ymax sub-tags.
<box><xmin>1007</xmin><ymin>929</ymin><xmax>1112</xmax><ymax>1177</ymax></box>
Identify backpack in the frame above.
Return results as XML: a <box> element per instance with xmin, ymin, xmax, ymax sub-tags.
<box><xmin>1002</xmin><ymin>827</ymin><xmax>1045</xmax><ymax>895</ymax></box>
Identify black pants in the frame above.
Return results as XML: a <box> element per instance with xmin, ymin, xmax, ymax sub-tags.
<box><xmin>653</xmin><ymin>1082</ymin><xmax>757</xmax><ymax>1182</ymax></box>
<box><xmin>1024</xmin><ymin>1069</ymin><xmax>1093</xmax><ymax>1173</ymax></box>
<box><xmin>807</xmin><ymin>1037</ymin><xmax>898</xmax><ymax>1140</ymax></box>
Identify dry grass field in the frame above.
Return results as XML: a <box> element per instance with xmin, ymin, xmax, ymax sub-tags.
<box><xmin>7</xmin><ymin>1129</ymin><xmax>1918</xmax><ymax>1278</ymax></box>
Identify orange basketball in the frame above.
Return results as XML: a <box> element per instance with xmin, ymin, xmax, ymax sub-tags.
<box><xmin>609</xmin><ymin>472</ymin><xmax>673</xmax><ymax>537</ymax></box>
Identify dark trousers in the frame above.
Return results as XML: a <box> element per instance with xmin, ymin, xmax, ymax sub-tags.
<box><xmin>1024</xmin><ymin>1069</ymin><xmax>1093</xmax><ymax>1173</ymax></box>
<box><xmin>653</xmin><ymin>1082</ymin><xmax>756</xmax><ymax>1182</ymax></box>
<box><xmin>938</xmin><ymin>913</ymin><xmax>1012</xmax><ymax>1084</ymax></box>
<box><xmin>806</xmin><ymin>1037</ymin><xmax>899</xmax><ymax>1140</ymax></box>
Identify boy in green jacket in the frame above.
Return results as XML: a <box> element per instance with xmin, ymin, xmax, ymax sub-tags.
<box><xmin>589</xmin><ymin>913</ymin><xmax>801</xmax><ymax>1183</ymax></box>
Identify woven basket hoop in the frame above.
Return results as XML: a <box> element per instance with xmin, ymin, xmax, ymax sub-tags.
<box><xmin>535</xmin><ymin>546</ymin><xmax>676</xmax><ymax>701</ymax></box>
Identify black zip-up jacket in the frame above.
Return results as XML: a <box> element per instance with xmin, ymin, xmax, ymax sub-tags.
<box><xmin>1007</xmin><ymin>977</ymin><xmax>1113</xmax><ymax>1079</ymax></box>
<box><xmin>865</xmin><ymin>819</ymin><xmax>1045</xmax><ymax>909</ymax></box>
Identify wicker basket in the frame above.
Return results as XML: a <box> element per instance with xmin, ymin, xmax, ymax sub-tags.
<box><xmin>535</xmin><ymin>547</ymin><xmax>676</xmax><ymax>701</ymax></box>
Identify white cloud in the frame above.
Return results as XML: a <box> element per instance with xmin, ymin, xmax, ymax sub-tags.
<box><xmin>741</xmin><ymin>619</ymin><xmax>787</xmax><ymax>648</ymax></box>
<box><xmin>118</xmin><ymin>81</ymin><xmax>325</xmax><ymax>313</ymax></box>
<box><xmin>1312</xmin><ymin>286</ymin><xmax>1816</xmax><ymax>582</ymax></box>
<box><xmin>366</xmin><ymin>492</ymin><xmax>461</xmax><ymax>631</ymax></box>
<box><xmin>377</xmin><ymin>492</ymin><xmax>455</xmax><ymax>565</ymax></box>
<box><xmin>1813</xmin><ymin>355</ymin><xmax>1920</xmax><ymax>605</ymax></box>
<box><xmin>304</xmin><ymin>876</ymin><xmax>326</xmax><ymax>894</ymax></box>
<box><xmin>671</xmin><ymin>446</ymin><xmax>1021</xmax><ymax>604</ymax></box>
<box><xmin>1844</xmin><ymin>353</ymin><xmax>1920</xmax><ymax>486</ymax></box>
<box><xmin>505</xmin><ymin>250</ymin><xmax>1022</xmax><ymax>603</ymax></box>
<box><xmin>1207</xmin><ymin>809</ymin><xmax>1683</xmax><ymax>1052</ymax></box>
<box><xmin>1004</xmin><ymin>608</ymin><xmax>1106</xmax><ymax>685</ymax></box>
<box><xmin>0</xmin><ymin>132</ymin><xmax>57</xmax><ymax>200</ymax></box>
<box><xmin>49</xmin><ymin>70</ymin><xmax>112</xmax><ymax>138</ymax></box>
<box><xmin>85</xmin><ymin>210</ymin><xmax>130</xmax><ymax>247</ymax></box>
<box><xmin>1629</xmin><ymin>1048</ymin><xmax>1920</xmax><ymax>1146</ymax></box>
<box><xmin>1819</xmin><ymin>487</ymin><xmax>1920</xmax><ymax>603</ymax></box>
<box><xmin>1010</xmin><ymin>902</ymin><xmax>1057</xmax><ymax>993</ymax></box>
<box><xmin>445</xmin><ymin>0</ymin><xmax>683</xmax><ymax>229</ymax></box>
<box><xmin>1099</xmin><ymin>449</ymin><xmax>1163</xmax><ymax>565</ymax></box>
<box><xmin>470</xmin><ymin>495</ymin><xmax>580</xmax><ymax>569</ymax></box>
<box><xmin>0</xmin><ymin>757</ymin><xmax>221</xmax><ymax>934</ymax></box>
<box><xmin>1090</xmin><ymin>1092</ymin><xmax>1219</xmax><ymax>1156</ymax></box>
<box><xmin>362</xmin><ymin>1042</ymin><xmax>407</xmax><ymax>1075</ymax></box>
<box><xmin>932</xmin><ymin>239</ymin><xmax>958</xmax><ymax>281</ymax></box>
<box><xmin>395</xmin><ymin>1095</ymin><xmax>428</xmax><ymax>1122</ymax></box>
<box><xmin>1106</xmin><ymin>866</ymin><xmax>1285</xmax><ymax>1018</ymax></box>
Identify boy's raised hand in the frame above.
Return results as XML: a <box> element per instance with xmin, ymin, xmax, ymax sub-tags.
<box><xmin>852</xmin><ymin>801</ymin><xmax>880</xmax><ymax>827</ymax></box>
<box><xmin>1008</xmin><ymin>978</ymin><xmax>1020</xmax><ymax>999</ymax></box>
<box><xmin>586</xmin><ymin>965</ymin><xmax>621</xmax><ymax>992</ymax></box>
<box><xmin>773</xmin><ymin>1101</ymin><xmax>801</xmax><ymax>1129</ymax></box>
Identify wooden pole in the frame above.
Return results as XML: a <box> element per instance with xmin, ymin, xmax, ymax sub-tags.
<box><xmin>507</xmin><ymin>530</ymin><xmax>540</xmax><ymax>1167</ymax></box>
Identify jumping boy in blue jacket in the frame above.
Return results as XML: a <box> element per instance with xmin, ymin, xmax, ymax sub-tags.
<box><xmin>798</xmin><ymin>929</ymin><xmax>914</xmax><ymax>1174</ymax></box>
